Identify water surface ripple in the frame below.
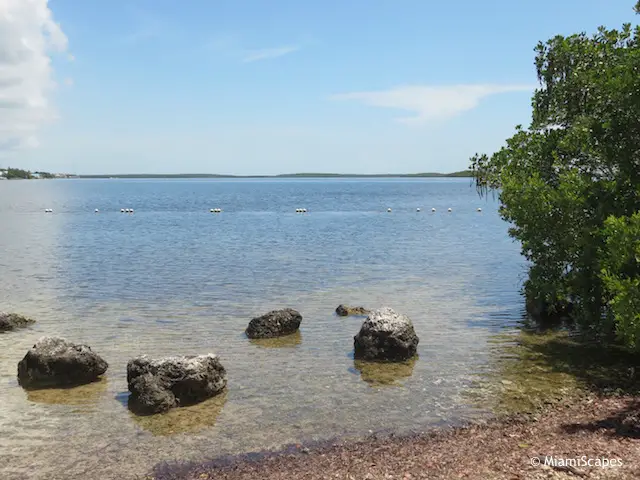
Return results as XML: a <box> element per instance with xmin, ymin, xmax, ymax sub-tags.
<box><xmin>0</xmin><ymin>178</ymin><xmax>524</xmax><ymax>480</ymax></box>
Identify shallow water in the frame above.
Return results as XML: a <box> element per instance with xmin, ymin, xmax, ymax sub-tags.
<box><xmin>0</xmin><ymin>178</ymin><xmax>525</xmax><ymax>480</ymax></box>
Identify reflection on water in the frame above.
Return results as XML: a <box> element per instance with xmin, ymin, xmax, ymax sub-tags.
<box><xmin>0</xmin><ymin>179</ymin><xmax>526</xmax><ymax>480</ymax></box>
<box><xmin>129</xmin><ymin>391</ymin><xmax>228</xmax><ymax>436</ymax></box>
<box><xmin>248</xmin><ymin>331</ymin><xmax>302</xmax><ymax>348</ymax></box>
<box><xmin>353</xmin><ymin>357</ymin><xmax>418</xmax><ymax>387</ymax></box>
<box><xmin>24</xmin><ymin>378</ymin><xmax>108</xmax><ymax>408</ymax></box>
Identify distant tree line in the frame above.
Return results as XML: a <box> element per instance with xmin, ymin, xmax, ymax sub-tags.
<box><xmin>5</xmin><ymin>168</ymin><xmax>32</xmax><ymax>179</ymax></box>
<box><xmin>2</xmin><ymin>169</ymin><xmax>56</xmax><ymax>179</ymax></box>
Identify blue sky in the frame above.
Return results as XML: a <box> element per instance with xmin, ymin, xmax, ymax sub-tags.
<box><xmin>0</xmin><ymin>0</ymin><xmax>637</xmax><ymax>175</ymax></box>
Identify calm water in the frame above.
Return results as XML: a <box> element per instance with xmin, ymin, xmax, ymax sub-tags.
<box><xmin>0</xmin><ymin>178</ymin><xmax>525</xmax><ymax>480</ymax></box>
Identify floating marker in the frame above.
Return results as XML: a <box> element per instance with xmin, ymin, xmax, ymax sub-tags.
<box><xmin>448</xmin><ymin>208</ymin><xmax>452</xmax><ymax>212</ymax></box>
<box><xmin>416</xmin><ymin>208</ymin><xmax>421</xmax><ymax>212</ymax></box>
<box><xmin>120</xmin><ymin>209</ymin><xmax>125</xmax><ymax>213</ymax></box>
<box><xmin>431</xmin><ymin>208</ymin><xmax>436</xmax><ymax>212</ymax></box>
<box><xmin>387</xmin><ymin>208</ymin><xmax>392</xmax><ymax>213</ymax></box>
<box><xmin>477</xmin><ymin>207</ymin><xmax>482</xmax><ymax>212</ymax></box>
<box><xmin>130</xmin><ymin>209</ymin><xmax>134</xmax><ymax>213</ymax></box>
<box><xmin>95</xmin><ymin>209</ymin><xmax>99</xmax><ymax>213</ymax></box>
<box><xmin>302</xmin><ymin>208</ymin><xmax>307</xmax><ymax>213</ymax></box>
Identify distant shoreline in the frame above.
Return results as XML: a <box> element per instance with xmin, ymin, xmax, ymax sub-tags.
<box><xmin>77</xmin><ymin>170</ymin><xmax>473</xmax><ymax>179</ymax></box>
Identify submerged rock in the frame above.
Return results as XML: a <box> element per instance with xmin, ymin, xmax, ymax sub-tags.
<box><xmin>354</xmin><ymin>307</ymin><xmax>419</xmax><ymax>362</ymax></box>
<box><xmin>354</xmin><ymin>357</ymin><xmax>417</xmax><ymax>386</ymax></box>
<box><xmin>127</xmin><ymin>354</ymin><xmax>227</xmax><ymax>414</ymax></box>
<box><xmin>245</xmin><ymin>308</ymin><xmax>302</xmax><ymax>339</ymax></box>
<box><xmin>336</xmin><ymin>305</ymin><xmax>370</xmax><ymax>317</ymax></box>
<box><xmin>17</xmin><ymin>337</ymin><xmax>108</xmax><ymax>388</ymax></box>
<box><xmin>0</xmin><ymin>312</ymin><xmax>35</xmax><ymax>332</ymax></box>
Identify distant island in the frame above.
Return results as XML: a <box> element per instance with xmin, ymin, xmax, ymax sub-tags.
<box><xmin>77</xmin><ymin>170</ymin><xmax>473</xmax><ymax>179</ymax></box>
<box><xmin>0</xmin><ymin>168</ymin><xmax>76</xmax><ymax>180</ymax></box>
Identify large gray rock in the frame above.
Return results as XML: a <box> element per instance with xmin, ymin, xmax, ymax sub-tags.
<box><xmin>127</xmin><ymin>354</ymin><xmax>227</xmax><ymax>414</ymax></box>
<box><xmin>245</xmin><ymin>308</ymin><xmax>302</xmax><ymax>339</ymax></box>
<box><xmin>354</xmin><ymin>307</ymin><xmax>419</xmax><ymax>361</ymax></box>
<box><xmin>17</xmin><ymin>337</ymin><xmax>108</xmax><ymax>388</ymax></box>
<box><xmin>0</xmin><ymin>312</ymin><xmax>35</xmax><ymax>332</ymax></box>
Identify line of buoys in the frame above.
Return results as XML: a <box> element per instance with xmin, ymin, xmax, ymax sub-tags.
<box><xmin>50</xmin><ymin>207</ymin><xmax>485</xmax><ymax>214</ymax></box>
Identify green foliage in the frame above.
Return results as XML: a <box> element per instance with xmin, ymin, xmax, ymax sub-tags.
<box><xmin>601</xmin><ymin>213</ymin><xmax>640</xmax><ymax>350</ymax></box>
<box><xmin>6</xmin><ymin>168</ymin><xmax>32</xmax><ymax>179</ymax></box>
<box><xmin>471</xmin><ymin>3</ymin><xmax>640</xmax><ymax>348</ymax></box>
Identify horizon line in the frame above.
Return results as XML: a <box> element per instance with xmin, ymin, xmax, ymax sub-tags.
<box><xmin>74</xmin><ymin>170</ymin><xmax>473</xmax><ymax>178</ymax></box>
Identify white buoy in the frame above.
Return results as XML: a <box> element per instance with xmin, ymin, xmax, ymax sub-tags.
<box><xmin>416</xmin><ymin>208</ymin><xmax>421</xmax><ymax>212</ymax></box>
<box><xmin>120</xmin><ymin>209</ymin><xmax>125</xmax><ymax>213</ymax></box>
<box><xmin>448</xmin><ymin>208</ymin><xmax>452</xmax><ymax>212</ymax></box>
<box><xmin>95</xmin><ymin>209</ymin><xmax>99</xmax><ymax>213</ymax></box>
<box><xmin>302</xmin><ymin>208</ymin><xmax>307</xmax><ymax>213</ymax></box>
<box><xmin>130</xmin><ymin>209</ymin><xmax>134</xmax><ymax>213</ymax></box>
<box><xmin>431</xmin><ymin>208</ymin><xmax>436</xmax><ymax>212</ymax></box>
<box><xmin>477</xmin><ymin>207</ymin><xmax>482</xmax><ymax>212</ymax></box>
<box><xmin>210</xmin><ymin>209</ymin><xmax>214</xmax><ymax>213</ymax></box>
<box><xmin>387</xmin><ymin>208</ymin><xmax>392</xmax><ymax>213</ymax></box>
<box><xmin>216</xmin><ymin>208</ymin><xmax>222</xmax><ymax>213</ymax></box>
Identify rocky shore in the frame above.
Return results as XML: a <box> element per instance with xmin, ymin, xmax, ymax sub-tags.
<box><xmin>148</xmin><ymin>394</ymin><xmax>640</xmax><ymax>480</ymax></box>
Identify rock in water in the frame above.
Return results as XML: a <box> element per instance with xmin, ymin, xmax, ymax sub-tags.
<box><xmin>0</xmin><ymin>312</ymin><xmax>35</xmax><ymax>332</ymax></box>
<box><xmin>354</xmin><ymin>307</ymin><xmax>419</xmax><ymax>361</ymax></box>
<box><xmin>17</xmin><ymin>337</ymin><xmax>108</xmax><ymax>388</ymax></box>
<box><xmin>127</xmin><ymin>354</ymin><xmax>227</xmax><ymax>414</ymax></box>
<box><xmin>245</xmin><ymin>308</ymin><xmax>302</xmax><ymax>339</ymax></box>
<box><xmin>335</xmin><ymin>304</ymin><xmax>370</xmax><ymax>317</ymax></box>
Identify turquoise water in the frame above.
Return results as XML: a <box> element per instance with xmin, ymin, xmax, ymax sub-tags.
<box><xmin>0</xmin><ymin>178</ymin><xmax>524</xmax><ymax>479</ymax></box>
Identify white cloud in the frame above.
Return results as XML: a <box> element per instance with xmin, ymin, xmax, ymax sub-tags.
<box><xmin>242</xmin><ymin>45</ymin><xmax>299</xmax><ymax>63</ymax></box>
<box><xmin>330</xmin><ymin>84</ymin><xmax>534</xmax><ymax>125</ymax></box>
<box><xmin>0</xmin><ymin>0</ymin><xmax>68</xmax><ymax>152</ymax></box>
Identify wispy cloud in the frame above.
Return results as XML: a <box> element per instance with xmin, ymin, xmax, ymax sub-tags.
<box><xmin>242</xmin><ymin>45</ymin><xmax>300</xmax><ymax>63</ymax></box>
<box><xmin>0</xmin><ymin>0</ymin><xmax>69</xmax><ymax>152</ymax></box>
<box><xmin>205</xmin><ymin>34</ymin><xmax>303</xmax><ymax>63</ymax></box>
<box><xmin>330</xmin><ymin>84</ymin><xmax>534</xmax><ymax>125</ymax></box>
